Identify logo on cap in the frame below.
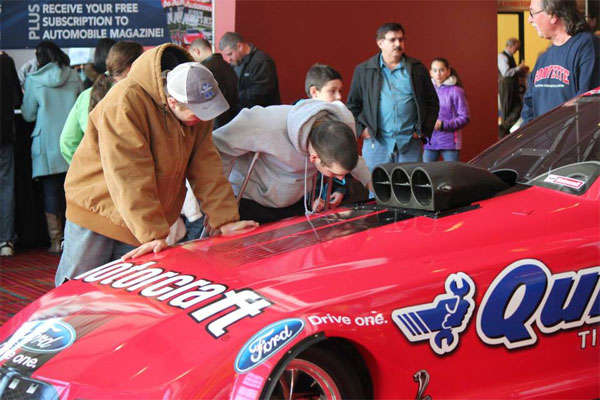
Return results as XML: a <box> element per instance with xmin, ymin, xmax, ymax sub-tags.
<box><xmin>201</xmin><ymin>82</ymin><xmax>215</xmax><ymax>101</ymax></box>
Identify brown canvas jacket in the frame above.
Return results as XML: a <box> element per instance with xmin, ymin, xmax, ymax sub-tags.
<box><xmin>65</xmin><ymin>43</ymin><xmax>239</xmax><ymax>246</ymax></box>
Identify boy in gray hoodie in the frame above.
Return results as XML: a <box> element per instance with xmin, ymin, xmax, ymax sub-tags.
<box><xmin>212</xmin><ymin>100</ymin><xmax>373</xmax><ymax>224</ymax></box>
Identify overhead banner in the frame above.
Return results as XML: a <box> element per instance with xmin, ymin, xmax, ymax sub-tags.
<box><xmin>0</xmin><ymin>0</ymin><xmax>172</xmax><ymax>49</ymax></box>
<box><xmin>161</xmin><ymin>0</ymin><xmax>213</xmax><ymax>47</ymax></box>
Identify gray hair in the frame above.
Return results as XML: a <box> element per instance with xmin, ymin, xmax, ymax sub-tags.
<box><xmin>541</xmin><ymin>0</ymin><xmax>590</xmax><ymax>35</ymax></box>
<box><xmin>219</xmin><ymin>32</ymin><xmax>244</xmax><ymax>50</ymax></box>
<box><xmin>506</xmin><ymin>38</ymin><xmax>520</xmax><ymax>47</ymax></box>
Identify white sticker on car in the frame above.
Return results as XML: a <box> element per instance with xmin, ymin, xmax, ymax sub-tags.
<box><xmin>543</xmin><ymin>174</ymin><xmax>585</xmax><ymax>189</ymax></box>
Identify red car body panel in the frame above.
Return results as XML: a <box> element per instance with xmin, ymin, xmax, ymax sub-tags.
<box><xmin>1</xmin><ymin>90</ymin><xmax>599</xmax><ymax>399</ymax></box>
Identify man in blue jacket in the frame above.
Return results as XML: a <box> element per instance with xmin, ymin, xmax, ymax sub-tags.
<box><xmin>521</xmin><ymin>0</ymin><xmax>599</xmax><ymax>123</ymax></box>
<box><xmin>347</xmin><ymin>22</ymin><xmax>439</xmax><ymax>171</ymax></box>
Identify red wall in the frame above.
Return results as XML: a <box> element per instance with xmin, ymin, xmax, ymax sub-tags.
<box><xmin>233</xmin><ymin>1</ymin><xmax>499</xmax><ymax>161</ymax></box>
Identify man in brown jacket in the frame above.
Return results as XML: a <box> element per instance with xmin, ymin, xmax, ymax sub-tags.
<box><xmin>56</xmin><ymin>44</ymin><xmax>256</xmax><ymax>286</ymax></box>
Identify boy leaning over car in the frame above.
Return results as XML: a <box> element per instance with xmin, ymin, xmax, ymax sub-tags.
<box><xmin>56</xmin><ymin>44</ymin><xmax>257</xmax><ymax>287</ymax></box>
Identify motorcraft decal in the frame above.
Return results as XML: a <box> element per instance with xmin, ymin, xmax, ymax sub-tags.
<box><xmin>392</xmin><ymin>260</ymin><xmax>600</xmax><ymax>355</ymax></box>
<box><xmin>392</xmin><ymin>272</ymin><xmax>476</xmax><ymax>355</ymax></box>
<box><xmin>234</xmin><ymin>318</ymin><xmax>305</xmax><ymax>373</ymax></box>
<box><xmin>74</xmin><ymin>260</ymin><xmax>273</xmax><ymax>338</ymax></box>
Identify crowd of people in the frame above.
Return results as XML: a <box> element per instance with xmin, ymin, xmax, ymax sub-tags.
<box><xmin>0</xmin><ymin>0</ymin><xmax>598</xmax><ymax>288</ymax></box>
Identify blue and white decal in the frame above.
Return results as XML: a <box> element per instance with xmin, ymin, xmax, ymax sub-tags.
<box><xmin>477</xmin><ymin>259</ymin><xmax>600</xmax><ymax>349</ymax></box>
<box><xmin>235</xmin><ymin>318</ymin><xmax>304</xmax><ymax>373</ymax></box>
<box><xmin>392</xmin><ymin>272</ymin><xmax>475</xmax><ymax>355</ymax></box>
<box><xmin>392</xmin><ymin>260</ymin><xmax>600</xmax><ymax>355</ymax></box>
<box><xmin>1</xmin><ymin>319</ymin><xmax>76</xmax><ymax>354</ymax></box>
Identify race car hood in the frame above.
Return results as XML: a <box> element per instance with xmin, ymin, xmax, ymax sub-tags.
<box><xmin>1</xmin><ymin>180</ymin><xmax>599</xmax><ymax>398</ymax></box>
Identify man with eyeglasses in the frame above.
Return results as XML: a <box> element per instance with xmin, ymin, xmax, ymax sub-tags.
<box><xmin>521</xmin><ymin>0</ymin><xmax>599</xmax><ymax>124</ymax></box>
<box><xmin>347</xmin><ymin>22</ymin><xmax>439</xmax><ymax>171</ymax></box>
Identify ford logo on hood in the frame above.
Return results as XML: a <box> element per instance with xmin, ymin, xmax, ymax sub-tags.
<box><xmin>235</xmin><ymin>318</ymin><xmax>304</xmax><ymax>373</ymax></box>
<box><xmin>17</xmin><ymin>319</ymin><xmax>77</xmax><ymax>353</ymax></box>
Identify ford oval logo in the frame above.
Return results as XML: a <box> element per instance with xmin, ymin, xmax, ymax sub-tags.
<box><xmin>20</xmin><ymin>319</ymin><xmax>76</xmax><ymax>353</ymax></box>
<box><xmin>235</xmin><ymin>318</ymin><xmax>304</xmax><ymax>373</ymax></box>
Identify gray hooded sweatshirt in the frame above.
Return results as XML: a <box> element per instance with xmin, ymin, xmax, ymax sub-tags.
<box><xmin>213</xmin><ymin>100</ymin><xmax>371</xmax><ymax>208</ymax></box>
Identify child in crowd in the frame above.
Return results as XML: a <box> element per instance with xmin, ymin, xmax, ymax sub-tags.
<box><xmin>303</xmin><ymin>63</ymin><xmax>348</xmax><ymax>211</ymax></box>
<box><xmin>424</xmin><ymin>57</ymin><xmax>470</xmax><ymax>162</ymax></box>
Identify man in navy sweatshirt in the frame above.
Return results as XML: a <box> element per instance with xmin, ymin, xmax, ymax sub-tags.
<box><xmin>521</xmin><ymin>0</ymin><xmax>599</xmax><ymax>123</ymax></box>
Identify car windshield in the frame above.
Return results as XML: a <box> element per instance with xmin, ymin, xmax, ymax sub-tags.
<box><xmin>470</xmin><ymin>93</ymin><xmax>600</xmax><ymax>194</ymax></box>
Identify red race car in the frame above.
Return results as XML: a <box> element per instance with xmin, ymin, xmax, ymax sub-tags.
<box><xmin>0</xmin><ymin>89</ymin><xmax>599</xmax><ymax>399</ymax></box>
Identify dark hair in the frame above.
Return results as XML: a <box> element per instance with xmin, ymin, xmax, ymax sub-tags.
<box><xmin>431</xmin><ymin>57</ymin><xmax>464</xmax><ymax>88</ymax></box>
<box><xmin>309</xmin><ymin>120</ymin><xmax>358</xmax><ymax>171</ymax></box>
<box><xmin>89</xmin><ymin>41</ymin><xmax>144</xmax><ymax>111</ymax></box>
<box><xmin>93</xmin><ymin>38</ymin><xmax>117</xmax><ymax>74</ymax></box>
<box><xmin>376</xmin><ymin>22</ymin><xmax>405</xmax><ymax>40</ymax></box>
<box><xmin>304</xmin><ymin>63</ymin><xmax>343</xmax><ymax>97</ymax></box>
<box><xmin>219</xmin><ymin>32</ymin><xmax>244</xmax><ymax>50</ymax></box>
<box><xmin>35</xmin><ymin>41</ymin><xmax>70</xmax><ymax>69</ymax></box>
<box><xmin>542</xmin><ymin>0</ymin><xmax>590</xmax><ymax>35</ymax></box>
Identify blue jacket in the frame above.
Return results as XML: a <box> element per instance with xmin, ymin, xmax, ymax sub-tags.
<box><xmin>22</xmin><ymin>62</ymin><xmax>82</xmax><ymax>178</ymax></box>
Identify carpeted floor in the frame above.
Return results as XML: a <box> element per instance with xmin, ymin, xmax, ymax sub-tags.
<box><xmin>0</xmin><ymin>247</ymin><xmax>59</xmax><ymax>325</ymax></box>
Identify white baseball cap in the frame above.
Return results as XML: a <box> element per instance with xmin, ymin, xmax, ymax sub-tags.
<box><xmin>166</xmin><ymin>62</ymin><xmax>229</xmax><ymax>121</ymax></box>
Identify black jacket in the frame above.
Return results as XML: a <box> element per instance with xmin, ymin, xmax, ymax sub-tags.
<box><xmin>235</xmin><ymin>45</ymin><xmax>281</xmax><ymax>110</ymax></box>
<box><xmin>347</xmin><ymin>53</ymin><xmax>439</xmax><ymax>141</ymax></box>
<box><xmin>202</xmin><ymin>53</ymin><xmax>239</xmax><ymax>128</ymax></box>
<box><xmin>0</xmin><ymin>53</ymin><xmax>23</xmax><ymax>146</ymax></box>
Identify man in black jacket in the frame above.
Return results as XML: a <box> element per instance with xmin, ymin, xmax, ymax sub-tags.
<box><xmin>0</xmin><ymin>52</ymin><xmax>23</xmax><ymax>256</ymax></box>
<box><xmin>189</xmin><ymin>38</ymin><xmax>239</xmax><ymax>128</ymax></box>
<box><xmin>347</xmin><ymin>22</ymin><xmax>439</xmax><ymax>171</ymax></box>
<box><xmin>219</xmin><ymin>32</ymin><xmax>281</xmax><ymax>111</ymax></box>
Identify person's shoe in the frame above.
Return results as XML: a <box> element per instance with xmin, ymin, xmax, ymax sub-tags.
<box><xmin>45</xmin><ymin>213</ymin><xmax>64</xmax><ymax>255</ymax></box>
<box><xmin>0</xmin><ymin>241</ymin><xmax>15</xmax><ymax>257</ymax></box>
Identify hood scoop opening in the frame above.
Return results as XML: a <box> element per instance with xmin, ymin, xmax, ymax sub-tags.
<box><xmin>372</xmin><ymin>161</ymin><xmax>510</xmax><ymax>212</ymax></box>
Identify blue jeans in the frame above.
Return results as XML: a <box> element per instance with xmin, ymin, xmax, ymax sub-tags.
<box><xmin>0</xmin><ymin>144</ymin><xmax>16</xmax><ymax>242</ymax></box>
<box><xmin>56</xmin><ymin>220</ymin><xmax>136</xmax><ymax>286</ymax></box>
<box><xmin>39</xmin><ymin>173</ymin><xmax>66</xmax><ymax>215</ymax></box>
<box><xmin>423</xmin><ymin>149</ymin><xmax>459</xmax><ymax>162</ymax></box>
<box><xmin>362</xmin><ymin>136</ymin><xmax>423</xmax><ymax>172</ymax></box>
<box><xmin>182</xmin><ymin>215</ymin><xmax>205</xmax><ymax>242</ymax></box>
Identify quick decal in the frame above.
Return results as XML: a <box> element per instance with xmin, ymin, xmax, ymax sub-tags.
<box><xmin>391</xmin><ymin>272</ymin><xmax>475</xmax><ymax>355</ymax></box>
<box><xmin>234</xmin><ymin>319</ymin><xmax>304</xmax><ymax>374</ymax></box>
<box><xmin>391</xmin><ymin>260</ymin><xmax>599</xmax><ymax>355</ymax></box>
<box><xmin>75</xmin><ymin>260</ymin><xmax>272</xmax><ymax>338</ymax></box>
<box><xmin>476</xmin><ymin>260</ymin><xmax>600</xmax><ymax>349</ymax></box>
